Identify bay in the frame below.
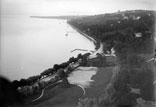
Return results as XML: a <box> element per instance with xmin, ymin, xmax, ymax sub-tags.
<box><xmin>0</xmin><ymin>15</ymin><xmax>95</xmax><ymax>81</ymax></box>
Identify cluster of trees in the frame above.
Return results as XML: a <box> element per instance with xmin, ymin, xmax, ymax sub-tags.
<box><xmin>69</xmin><ymin>10</ymin><xmax>155</xmax><ymax>34</ymax></box>
<box><xmin>11</xmin><ymin>75</ymin><xmax>41</xmax><ymax>89</ymax></box>
<box><xmin>11</xmin><ymin>53</ymin><xmax>91</xmax><ymax>90</ymax></box>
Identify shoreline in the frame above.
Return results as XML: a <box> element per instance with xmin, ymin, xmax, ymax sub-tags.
<box><xmin>67</xmin><ymin>23</ymin><xmax>100</xmax><ymax>50</ymax></box>
<box><xmin>10</xmin><ymin>22</ymin><xmax>101</xmax><ymax>82</ymax></box>
<box><xmin>8</xmin><ymin>20</ymin><xmax>106</xmax><ymax>106</ymax></box>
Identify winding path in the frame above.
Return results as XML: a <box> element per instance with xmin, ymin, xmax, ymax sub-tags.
<box><xmin>32</xmin><ymin>88</ymin><xmax>46</xmax><ymax>102</ymax></box>
<box><xmin>147</xmin><ymin>57</ymin><xmax>156</xmax><ymax>62</ymax></box>
<box><xmin>146</xmin><ymin>57</ymin><xmax>156</xmax><ymax>84</ymax></box>
<box><xmin>77</xmin><ymin>84</ymin><xmax>86</xmax><ymax>100</ymax></box>
<box><xmin>32</xmin><ymin>82</ymin><xmax>86</xmax><ymax>102</ymax></box>
<box><xmin>32</xmin><ymin>81</ymin><xmax>62</xmax><ymax>102</ymax></box>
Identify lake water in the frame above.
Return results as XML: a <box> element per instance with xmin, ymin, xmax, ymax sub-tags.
<box><xmin>0</xmin><ymin>15</ymin><xmax>95</xmax><ymax>81</ymax></box>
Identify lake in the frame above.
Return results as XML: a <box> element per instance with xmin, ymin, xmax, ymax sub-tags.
<box><xmin>0</xmin><ymin>15</ymin><xmax>95</xmax><ymax>81</ymax></box>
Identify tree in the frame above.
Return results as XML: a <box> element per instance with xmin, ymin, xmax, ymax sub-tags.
<box><xmin>53</xmin><ymin>64</ymin><xmax>60</xmax><ymax>71</ymax></box>
<box><xmin>77</xmin><ymin>53</ymin><xmax>83</xmax><ymax>59</ymax></box>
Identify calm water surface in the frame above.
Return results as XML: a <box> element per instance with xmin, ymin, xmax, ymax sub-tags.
<box><xmin>0</xmin><ymin>15</ymin><xmax>95</xmax><ymax>81</ymax></box>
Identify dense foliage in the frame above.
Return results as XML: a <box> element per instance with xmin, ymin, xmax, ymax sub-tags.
<box><xmin>69</xmin><ymin>10</ymin><xmax>156</xmax><ymax>106</ymax></box>
<box><xmin>11</xmin><ymin>53</ymin><xmax>90</xmax><ymax>89</ymax></box>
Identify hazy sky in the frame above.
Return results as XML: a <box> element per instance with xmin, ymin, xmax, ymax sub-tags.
<box><xmin>1</xmin><ymin>0</ymin><xmax>156</xmax><ymax>15</ymax></box>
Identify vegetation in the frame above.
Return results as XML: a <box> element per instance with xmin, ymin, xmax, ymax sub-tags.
<box><xmin>68</xmin><ymin>10</ymin><xmax>155</xmax><ymax>54</ymax></box>
<box><xmin>68</xmin><ymin>10</ymin><xmax>156</xmax><ymax>106</ymax></box>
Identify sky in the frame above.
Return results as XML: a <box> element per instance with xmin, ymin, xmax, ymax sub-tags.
<box><xmin>1</xmin><ymin>0</ymin><xmax>156</xmax><ymax>16</ymax></box>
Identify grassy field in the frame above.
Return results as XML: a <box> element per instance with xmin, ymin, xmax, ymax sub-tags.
<box><xmin>85</xmin><ymin>67</ymin><xmax>113</xmax><ymax>98</ymax></box>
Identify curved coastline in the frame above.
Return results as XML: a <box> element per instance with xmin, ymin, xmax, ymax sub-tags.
<box><xmin>8</xmin><ymin>19</ymin><xmax>103</xmax><ymax>106</ymax></box>
<box><xmin>68</xmin><ymin>24</ymin><xmax>97</xmax><ymax>43</ymax></box>
<box><xmin>29</xmin><ymin>25</ymin><xmax>102</xmax><ymax>103</ymax></box>
<box><xmin>67</xmin><ymin>23</ymin><xmax>100</xmax><ymax>50</ymax></box>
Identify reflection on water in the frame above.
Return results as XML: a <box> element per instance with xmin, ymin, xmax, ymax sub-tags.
<box><xmin>68</xmin><ymin>67</ymin><xmax>98</xmax><ymax>88</ymax></box>
<box><xmin>0</xmin><ymin>15</ymin><xmax>95</xmax><ymax>81</ymax></box>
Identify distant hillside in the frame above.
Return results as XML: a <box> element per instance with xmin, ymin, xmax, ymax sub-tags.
<box><xmin>69</xmin><ymin>10</ymin><xmax>156</xmax><ymax>25</ymax></box>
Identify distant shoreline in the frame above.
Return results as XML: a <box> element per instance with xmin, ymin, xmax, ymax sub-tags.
<box><xmin>30</xmin><ymin>15</ymin><xmax>89</xmax><ymax>20</ymax></box>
